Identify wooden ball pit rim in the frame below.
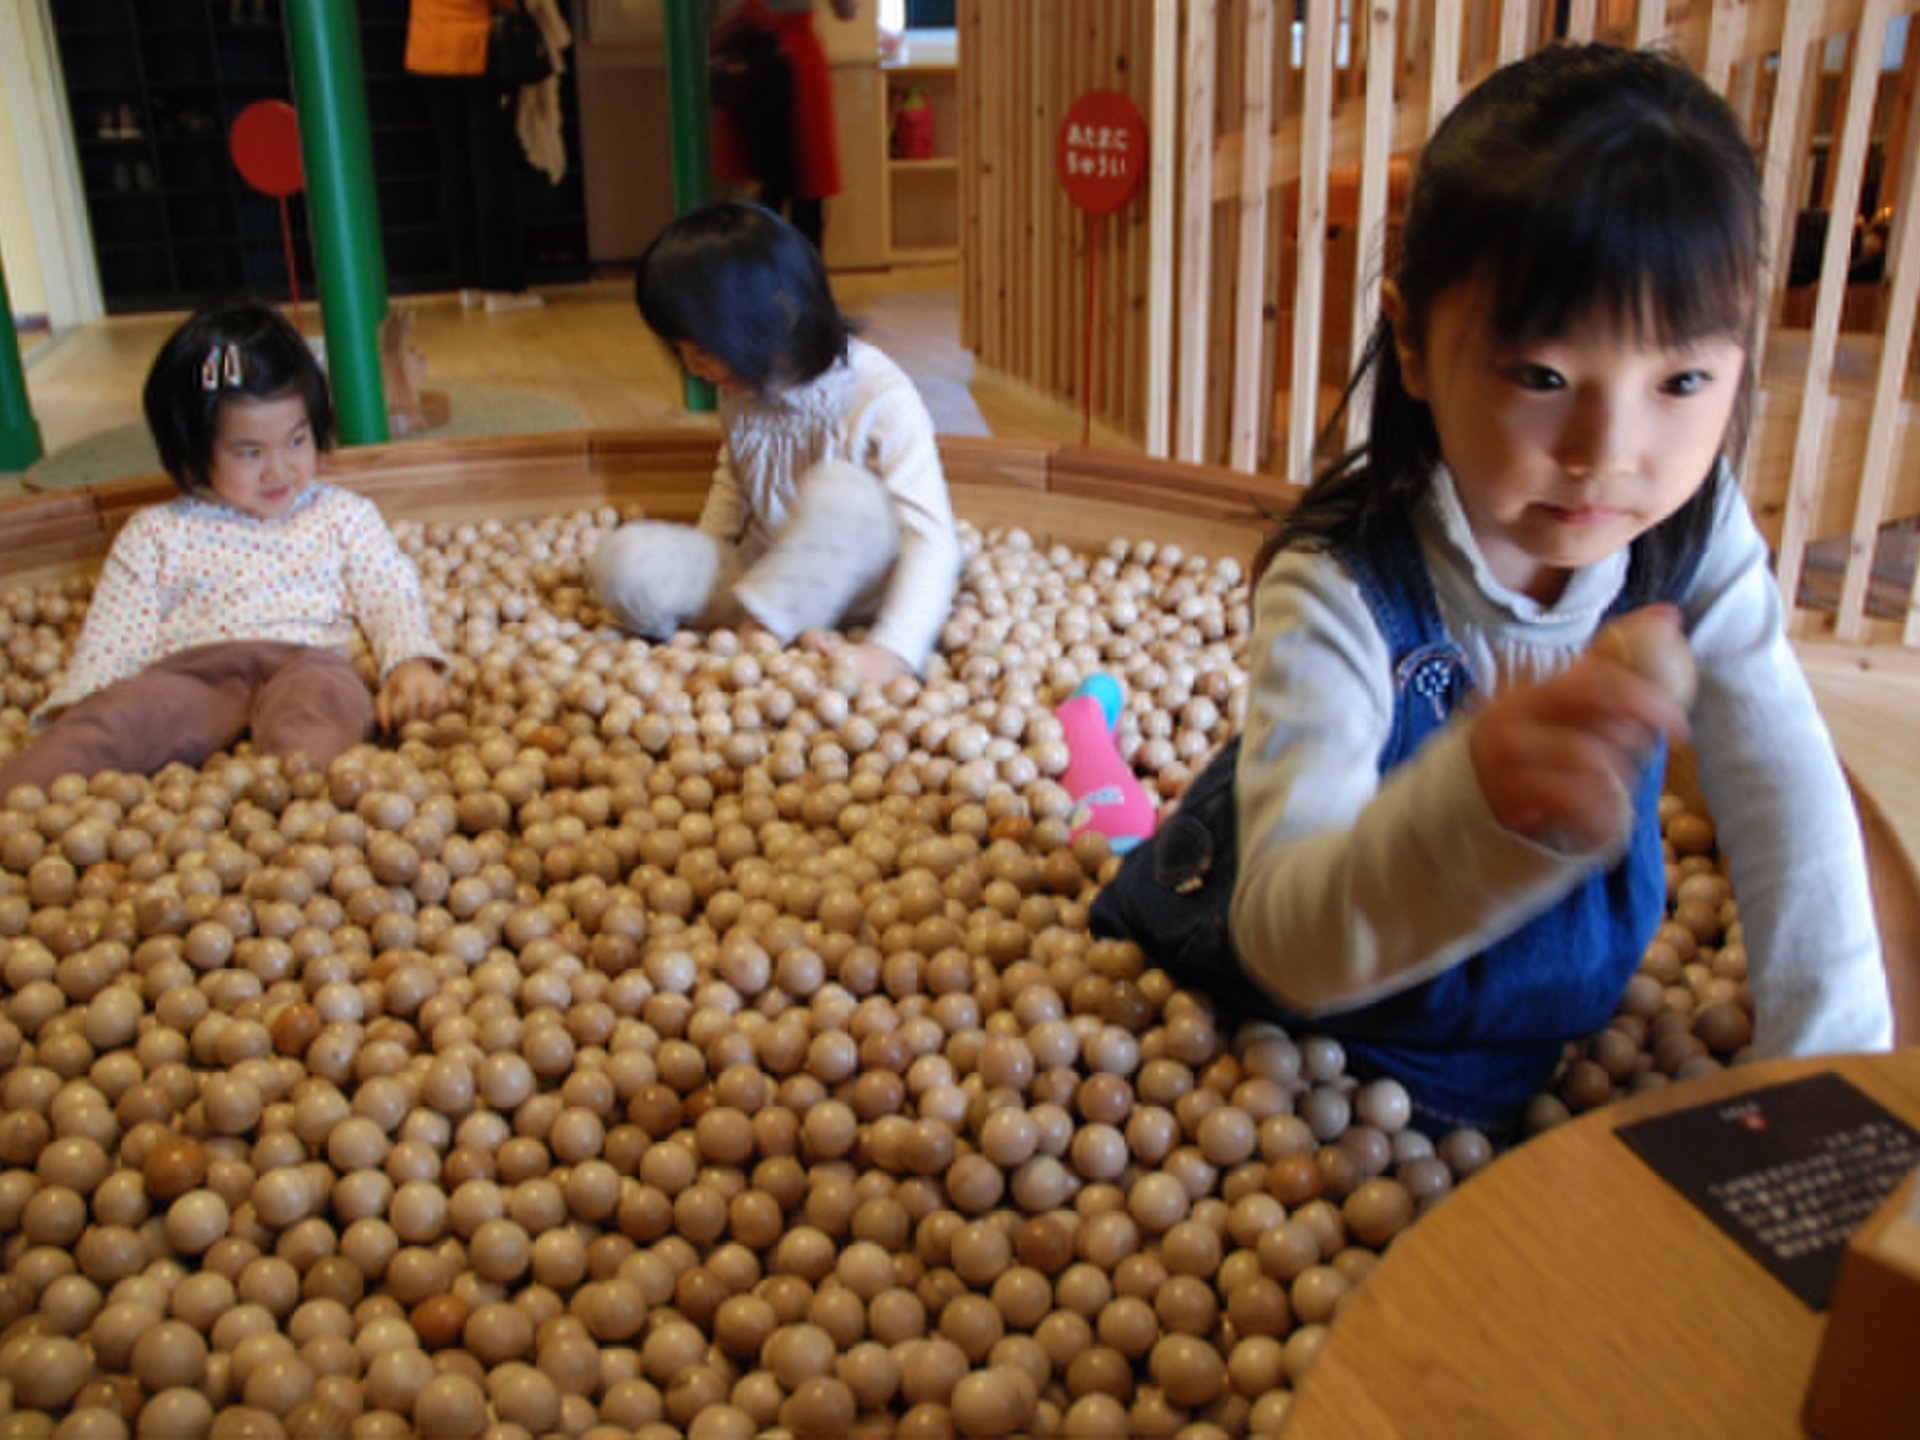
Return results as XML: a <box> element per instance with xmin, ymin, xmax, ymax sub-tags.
<box><xmin>3</xmin><ymin>423</ymin><xmax>1915</xmax><ymax>1040</ymax></box>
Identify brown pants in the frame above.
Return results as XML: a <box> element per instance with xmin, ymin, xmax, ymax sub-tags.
<box><xmin>0</xmin><ymin>642</ymin><xmax>376</xmax><ymax>794</ymax></box>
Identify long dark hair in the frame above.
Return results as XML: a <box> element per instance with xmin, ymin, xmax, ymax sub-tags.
<box><xmin>1266</xmin><ymin>44</ymin><xmax>1763</xmax><ymax>604</ymax></box>
<box><xmin>635</xmin><ymin>200</ymin><xmax>853</xmax><ymax>395</ymax></box>
<box><xmin>143</xmin><ymin>298</ymin><xmax>334</xmax><ymax>497</ymax></box>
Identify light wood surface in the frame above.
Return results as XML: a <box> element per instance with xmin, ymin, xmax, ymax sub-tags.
<box><xmin>1280</xmin><ymin>1049</ymin><xmax>1920</xmax><ymax>1440</ymax></box>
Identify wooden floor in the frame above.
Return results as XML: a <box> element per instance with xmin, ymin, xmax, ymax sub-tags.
<box><xmin>10</xmin><ymin>264</ymin><xmax>1132</xmax><ymax>476</ymax></box>
<box><xmin>13</xmin><ymin>263</ymin><xmax>1920</xmax><ymax>882</ymax></box>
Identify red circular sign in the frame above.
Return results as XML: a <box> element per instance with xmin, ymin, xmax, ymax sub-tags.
<box><xmin>1057</xmin><ymin>90</ymin><xmax>1147</xmax><ymax>215</ymax></box>
<box><xmin>230</xmin><ymin>100</ymin><xmax>304</xmax><ymax>198</ymax></box>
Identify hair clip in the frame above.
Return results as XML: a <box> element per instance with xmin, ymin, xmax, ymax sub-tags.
<box><xmin>199</xmin><ymin>343</ymin><xmax>245</xmax><ymax>392</ymax></box>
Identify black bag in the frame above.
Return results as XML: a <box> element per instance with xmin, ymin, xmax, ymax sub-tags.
<box><xmin>488</xmin><ymin>2</ymin><xmax>553</xmax><ymax>90</ymax></box>
<box><xmin>1087</xmin><ymin>734</ymin><xmax>1282</xmax><ymax>1019</ymax></box>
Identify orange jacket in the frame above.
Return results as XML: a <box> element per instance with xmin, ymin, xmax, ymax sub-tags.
<box><xmin>405</xmin><ymin>0</ymin><xmax>501</xmax><ymax>77</ymax></box>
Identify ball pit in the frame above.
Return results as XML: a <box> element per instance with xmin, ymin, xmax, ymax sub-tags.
<box><xmin>0</xmin><ymin>431</ymin><xmax>1909</xmax><ymax>1440</ymax></box>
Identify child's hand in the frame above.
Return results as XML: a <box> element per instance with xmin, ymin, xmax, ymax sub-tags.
<box><xmin>377</xmin><ymin>659</ymin><xmax>450</xmax><ymax>733</ymax></box>
<box><xmin>1469</xmin><ymin>609</ymin><xmax>1693</xmax><ymax>853</ymax></box>
<box><xmin>800</xmin><ymin>631</ymin><xmax>912</xmax><ymax>687</ymax></box>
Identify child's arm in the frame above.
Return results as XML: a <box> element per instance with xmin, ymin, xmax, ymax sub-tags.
<box><xmin>1683</xmin><ymin>480</ymin><xmax>1891</xmax><ymax>1057</ymax></box>
<box><xmin>375</xmin><ymin>658</ymin><xmax>449</xmax><ymax>733</ymax></box>
<box><xmin>1229</xmin><ymin>550</ymin><xmax>1603</xmax><ymax>1015</ymax></box>
<box><xmin>33</xmin><ymin>514</ymin><xmax>168</xmax><ymax>725</ymax></box>
<box><xmin>1468</xmin><ymin>621</ymin><xmax>1691</xmax><ymax>854</ymax></box>
<box><xmin>842</xmin><ymin>350</ymin><xmax>961</xmax><ymax>676</ymax></box>
<box><xmin>336</xmin><ymin>494</ymin><xmax>450</xmax><ymax>726</ymax></box>
<box><xmin>696</xmin><ymin>446</ymin><xmax>749</xmax><ymax>544</ymax></box>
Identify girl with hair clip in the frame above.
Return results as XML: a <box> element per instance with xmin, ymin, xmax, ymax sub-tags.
<box><xmin>0</xmin><ymin>300</ymin><xmax>449</xmax><ymax>797</ymax></box>
<box><xmin>592</xmin><ymin>200</ymin><xmax>960</xmax><ymax>687</ymax></box>
<box><xmin>1092</xmin><ymin>44</ymin><xmax>1892</xmax><ymax>1138</ymax></box>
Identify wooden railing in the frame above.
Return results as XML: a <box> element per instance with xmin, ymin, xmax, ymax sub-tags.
<box><xmin>959</xmin><ymin>0</ymin><xmax>1920</xmax><ymax>663</ymax></box>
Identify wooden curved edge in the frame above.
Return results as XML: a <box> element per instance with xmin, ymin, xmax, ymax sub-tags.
<box><xmin>1849</xmin><ymin>767</ymin><xmax>1920</xmax><ymax>1044</ymax></box>
<box><xmin>5</xmin><ymin>428</ymin><xmax>1915</xmax><ymax>1038</ymax></box>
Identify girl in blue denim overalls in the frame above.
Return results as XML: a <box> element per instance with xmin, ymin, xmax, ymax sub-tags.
<box><xmin>1095</xmin><ymin>44</ymin><xmax>1891</xmax><ymax>1137</ymax></box>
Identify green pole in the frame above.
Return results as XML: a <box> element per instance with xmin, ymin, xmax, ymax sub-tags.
<box><xmin>661</xmin><ymin>0</ymin><xmax>715</xmax><ymax>414</ymax></box>
<box><xmin>0</xmin><ymin>248</ymin><xmax>45</xmax><ymax>474</ymax></box>
<box><xmin>285</xmin><ymin>0</ymin><xmax>389</xmax><ymax>444</ymax></box>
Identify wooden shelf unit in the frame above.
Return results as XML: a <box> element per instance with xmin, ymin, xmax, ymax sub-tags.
<box><xmin>881</xmin><ymin>59</ymin><xmax>958</xmax><ymax>263</ymax></box>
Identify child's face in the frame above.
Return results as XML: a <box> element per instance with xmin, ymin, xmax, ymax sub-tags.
<box><xmin>674</xmin><ymin>341</ymin><xmax>741</xmax><ymax>392</ymax></box>
<box><xmin>206</xmin><ymin>392</ymin><xmax>317</xmax><ymax>521</ymax></box>
<box><xmin>1389</xmin><ymin>274</ymin><xmax>1746</xmax><ymax>605</ymax></box>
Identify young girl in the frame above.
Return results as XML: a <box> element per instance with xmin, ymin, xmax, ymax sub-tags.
<box><xmin>0</xmin><ymin>301</ymin><xmax>449</xmax><ymax>796</ymax></box>
<box><xmin>591</xmin><ymin>200</ymin><xmax>960</xmax><ymax>687</ymax></box>
<box><xmin>1095</xmin><ymin>44</ymin><xmax>1892</xmax><ymax>1135</ymax></box>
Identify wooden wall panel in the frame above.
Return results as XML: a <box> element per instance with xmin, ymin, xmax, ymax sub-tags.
<box><xmin>957</xmin><ymin>1</ymin><xmax>1161</xmax><ymax>442</ymax></box>
<box><xmin>960</xmin><ymin>0</ymin><xmax>1920</xmax><ymax>662</ymax></box>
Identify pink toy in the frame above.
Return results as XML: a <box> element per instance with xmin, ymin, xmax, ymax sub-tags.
<box><xmin>1056</xmin><ymin>674</ymin><xmax>1158</xmax><ymax>853</ymax></box>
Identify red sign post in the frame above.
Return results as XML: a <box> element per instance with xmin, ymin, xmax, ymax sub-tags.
<box><xmin>1058</xmin><ymin>90</ymin><xmax>1147</xmax><ymax>444</ymax></box>
<box><xmin>229</xmin><ymin>100</ymin><xmax>307</xmax><ymax>327</ymax></box>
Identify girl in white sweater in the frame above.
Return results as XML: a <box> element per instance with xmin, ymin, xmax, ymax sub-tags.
<box><xmin>592</xmin><ymin>201</ymin><xmax>960</xmax><ymax>686</ymax></box>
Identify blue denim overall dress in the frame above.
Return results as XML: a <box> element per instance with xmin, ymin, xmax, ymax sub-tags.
<box><xmin>1090</xmin><ymin>518</ymin><xmax>1674</xmax><ymax>1134</ymax></box>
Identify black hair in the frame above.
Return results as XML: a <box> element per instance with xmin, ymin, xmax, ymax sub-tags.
<box><xmin>1268</xmin><ymin>44</ymin><xmax>1763</xmax><ymax>604</ymax></box>
<box><xmin>143</xmin><ymin>298</ymin><xmax>335</xmax><ymax>496</ymax></box>
<box><xmin>634</xmin><ymin>201</ymin><xmax>853</xmax><ymax>395</ymax></box>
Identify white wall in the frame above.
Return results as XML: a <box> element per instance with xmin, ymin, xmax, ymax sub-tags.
<box><xmin>0</xmin><ymin>34</ymin><xmax>50</xmax><ymax>317</ymax></box>
<box><xmin>0</xmin><ymin>0</ymin><xmax>102</xmax><ymax>328</ymax></box>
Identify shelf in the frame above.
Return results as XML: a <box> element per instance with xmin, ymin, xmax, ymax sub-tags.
<box><xmin>886</xmin><ymin>243</ymin><xmax>958</xmax><ymax>264</ymax></box>
<box><xmin>880</xmin><ymin>58</ymin><xmax>959</xmax><ymax>265</ymax></box>
<box><xmin>51</xmin><ymin>0</ymin><xmax>588</xmax><ymax>311</ymax></box>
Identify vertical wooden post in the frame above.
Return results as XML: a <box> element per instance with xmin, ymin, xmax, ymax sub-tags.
<box><xmin>1146</xmin><ymin>0</ymin><xmax>1178</xmax><ymax>458</ymax></box>
<box><xmin>1231</xmin><ymin>0</ymin><xmax>1276</xmax><ymax>473</ymax></box>
<box><xmin>1174</xmin><ymin>1</ymin><xmax>1216</xmax><ymax>463</ymax></box>
<box><xmin>1348</xmin><ymin>0</ymin><xmax>1400</xmax><ymax>454</ymax></box>
<box><xmin>1286</xmin><ymin>0</ymin><xmax>1334</xmax><ymax>486</ymax></box>
<box><xmin>1774</xmin><ymin>0</ymin><xmax>1897</xmax><ymax>621</ymax></box>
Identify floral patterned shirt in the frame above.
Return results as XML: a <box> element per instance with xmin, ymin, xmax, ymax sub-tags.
<box><xmin>37</xmin><ymin>483</ymin><xmax>445</xmax><ymax>723</ymax></box>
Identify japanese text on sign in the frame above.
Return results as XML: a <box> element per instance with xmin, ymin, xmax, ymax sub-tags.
<box><xmin>1057</xmin><ymin>90</ymin><xmax>1146</xmax><ymax>215</ymax></box>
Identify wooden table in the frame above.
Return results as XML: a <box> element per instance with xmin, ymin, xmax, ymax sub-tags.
<box><xmin>1279</xmin><ymin>1050</ymin><xmax>1920</xmax><ymax>1440</ymax></box>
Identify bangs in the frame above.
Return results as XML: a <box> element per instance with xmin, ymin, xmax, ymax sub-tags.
<box><xmin>1486</xmin><ymin>133</ymin><xmax>1758</xmax><ymax>348</ymax></box>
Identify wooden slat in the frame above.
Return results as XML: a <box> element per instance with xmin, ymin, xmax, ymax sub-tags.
<box><xmin>1836</xmin><ymin>71</ymin><xmax>1920</xmax><ymax>640</ymax></box>
<box><xmin>1175</xmin><ymin>0</ymin><xmax>1217</xmax><ymax>463</ymax></box>
<box><xmin>1633</xmin><ymin>0</ymin><xmax>1665</xmax><ymax>47</ymax></box>
<box><xmin>1430</xmin><ymin>0</ymin><xmax>1464</xmax><ymax>127</ymax></box>
<box><xmin>1496</xmin><ymin>0</ymin><xmax>1533</xmax><ymax>66</ymax></box>
<box><xmin>1347</xmin><ymin>0</ymin><xmax>1401</xmax><ymax>454</ymax></box>
<box><xmin>1752</xmin><ymin>0</ymin><xmax>1819</xmax><ymax>367</ymax></box>
<box><xmin>1286</xmin><ymin>0</ymin><xmax>1337</xmax><ymax>485</ymax></box>
<box><xmin>1146</xmin><ymin>0</ymin><xmax>1178</xmax><ymax>457</ymax></box>
<box><xmin>1774</xmin><ymin>0</ymin><xmax>1896</xmax><ymax>623</ymax></box>
<box><xmin>1231</xmin><ymin>0</ymin><xmax>1279</xmax><ymax>472</ymax></box>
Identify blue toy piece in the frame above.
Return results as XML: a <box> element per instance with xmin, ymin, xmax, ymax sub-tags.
<box><xmin>1071</xmin><ymin>672</ymin><xmax>1125</xmax><ymax>731</ymax></box>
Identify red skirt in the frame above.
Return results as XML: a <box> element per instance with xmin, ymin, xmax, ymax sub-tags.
<box><xmin>713</xmin><ymin>5</ymin><xmax>843</xmax><ymax>200</ymax></box>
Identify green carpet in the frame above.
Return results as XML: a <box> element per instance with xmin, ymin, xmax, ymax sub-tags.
<box><xmin>20</xmin><ymin>383</ymin><xmax>588</xmax><ymax>493</ymax></box>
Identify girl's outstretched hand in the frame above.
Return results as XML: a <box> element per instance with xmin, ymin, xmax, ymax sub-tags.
<box><xmin>800</xmin><ymin>631</ymin><xmax>912</xmax><ymax>688</ymax></box>
<box><xmin>377</xmin><ymin>658</ymin><xmax>451</xmax><ymax>733</ymax></box>
<box><xmin>1469</xmin><ymin>606</ymin><xmax>1694</xmax><ymax>853</ymax></box>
